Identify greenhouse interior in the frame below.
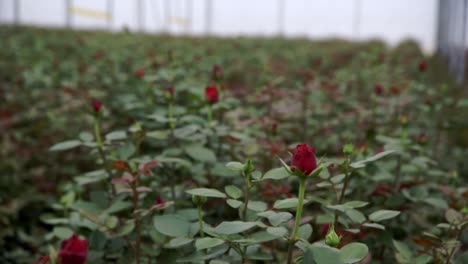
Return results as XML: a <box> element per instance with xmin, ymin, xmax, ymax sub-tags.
<box><xmin>0</xmin><ymin>0</ymin><xmax>468</xmax><ymax>263</ymax></box>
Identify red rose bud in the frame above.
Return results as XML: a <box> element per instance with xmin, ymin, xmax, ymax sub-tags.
<box><xmin>291</xmin><ymin>144</ymin><xmax>317</xmax><ymax>176</ymax></box>
<box><xmin>134</xmin><ymin>69</ymin><xmax>145</xmax><ymax>79</ymax></box>
<box><xmin>205</xmin><ymin>85</ymin><xmax>219</xmax><ymax>104</ymax></box>
<box><xmin>91</xmin><ymin>99</ymin><xmax>102</xmax><ymax>113</ymax></box>
<box><xmin>419</xmin><ymin>61</ymin><xmax>428</xmax><ymax>72</ymax></box>
<box><xmin>212</xmin><ymin>64</ymin><xmax>223</xmax><ymax>81</ymax></box>
<box><xmin>272</xmin><ymin>122</ymin><xmax>278</xmax><ymax>135</ymax></box>
<box><xmin>167</xmin><ymin>86</ymin><xmax>174</xmax><ymax>98</ymax></box>
<box><xmin>155</xmin><ymin>196</ymin><xmax>165</xmax><ymax>206</ymax></box>
<box><xmin>417</xmin><ymin>133</ymin><xmax>428</xmax><ymax>144</ymax></box>
<box><xmin>58</xmin><ymin>234</ymin><xmax>88</xmax><ymax>264</ymax></box>
<box><xmin>94</xmin><ymin>51</ymin><xmax>104</xmax><ymax>60</ymax></box>
<box><xmin>390</xmin><ymin>85</ymin><xmax>400</xmax><ymax>95</ymax></box>
<box><xmin>424</xmin><ymin>98</ymin><xmax>431</xmax><ymax>106</ymax></box>
<box><xmin>399</xmin><ymin>115</ymin><xmax>409</xmax><ymax>126</ymax></box>
<box><xmin>113</xmin><ymin>160</ymin><xmax>127</xmax><ymax>171</ymax></box>
<box><xmin>35</xmin><ymin>256</ymin><xmax>51</xmax><ymax>264</ymax></box>
<box><xmin>374</xmin><ymin>84</ymin><xmax>384</xmax><ymax>95</ymax></box>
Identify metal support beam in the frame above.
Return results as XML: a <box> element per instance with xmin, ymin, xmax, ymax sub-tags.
<box><xmin>13</xmin><ymin>0</ymin><xmax>20</xmax><ymax>25</ymax></box>
<box><xmin>277</xmin><ymin>0</ymin><xmax>285</xmax><ymax>36</ymax></box>
<box><xmin>205</xmin><ymin>0</ymin><xmax>212</xmax><ymax>35</ymax></box>
<box><xmin>65</xmin><ymin>0</ymin><xmax>72</xmax><ymax>28</ymax></box>
<box><xmin>107</xmin><ymin>0</ymin><xmax>113</xmax><ymax>30</ymax></box>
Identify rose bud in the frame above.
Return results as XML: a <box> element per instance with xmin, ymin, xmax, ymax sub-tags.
<box><xmin>212</xmin><ymin>64</ymin><xmax>223</xmax><ymax>81</ymax></box>
<box><xmin>419</xmin><ymin>61</ymin><xmax>428</xmax><ymax>72</ymax></box>
<box><xmin>35</xmin><ymin>256</ymin><xmax>51</xmax><ymax>264</ymax></box>
<box><xmin>417</xmin><ymin>133</ymin><xmax>428</xmax><ymax>145</ymax></box>
<box><xmin>113</xmin><ymin>160</ymin><xmax>127</xmax><ymax>171</ymax></box>
<box><xmin>91</xmin><ymin>99</ymin><xmax>102</xmax><ymax>113</ymax></box>
<box><xmin>205</xmin><ymin>85</ymin><xmax>219</xmax><ymax>104</ymax></box>
<box><xmin>325</xmin><ymin>224</ymin><xmax>341</xmax><ymax>248</ymax></box>
<box><xmin>424</xmin><ymin>98</ymin><xmax>431</xmax><ymax>106</ymax></box>
<box><xmin>134</xmin><ymin>69</ymin><xmax>145</xmax><ymax>79</ymax></box>
<box><xmin>155</xmin><ymin>196</ymin><xmax>165</xmax><ymax>206</ymax></box>
<box><xmin>272</xmin><ymin>122</ymin><xmax>278</xmax><ymax>135</ymax></box>
<box><xmin>374</xmin><ymin>84</ymin><xmax>384</xmax><ymax>95</ymax></box>
<box><xmin>291</xmin><ymin>144</ymin><xmax>317</xmax><ymax>176</ymax></box>
<box><xmin>58</xmin><ymin>234</ymin><xmax>88</xmax><ymax>264</ymax></box>
<box><xmin>390</xmin><ymin>85</ymin><xmax>400</xmax><ymax>95</ymax></box>
<box><xmin>94</xmin><ymin>51</ymin><xmax>104</xmax><ymax>60</ymax></box>
<box><xmin>167</xmin><ymin>86</ymin><xmax>174</xmax><ymax>98</ymax></box>
<box><xmin>399</xmin><ymin>115</ymin><xmax>409</xmax><ymax>126</ymax></box>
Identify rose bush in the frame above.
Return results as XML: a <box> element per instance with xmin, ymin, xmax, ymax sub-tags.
<box><xmin>0</xmin><ymin>27</ymin><xmax>467</xmax><ymax>264</ymax></box>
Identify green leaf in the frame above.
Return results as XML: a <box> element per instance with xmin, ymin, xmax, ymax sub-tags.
<box><xmin>339</xmin><ymin>242</ymin><xmax>369</xmax><ymax>263</ymax></box>
<box><xmin>262</xmin><ymin>167</ymin><xmax>289</xmax><ymax>180</ymax></box>
<box><xmin>369</xmin><ymin>210</ymin><xmax>400</xmax><ymax>222</ymax></box>
<box><xmin>117</xmin><ymin>222</ymin><xmax>135</xmax><ymax>236</ymax></box>
<box><xmin>362</xmin><ymin>223</ymin><xmax>385</xmax><ymax>230</ymax></box>
<box><xmin>226</xmin><ymin>199</ymin><xmax>242</xmax><ymax>208</ymax></box>
<box><xmin>186</xmin><ymin>188</ymin><xmax>227</xmax><ymax>198</ymax></box>
<box><xmin>266</xmin><ymin>226</ymin><xmax>288</xmax><ymax>237</ymax></box>
<box><xmin>445</xmin><ymin>209</ymin><xmax>462</xmax><ymax>224</ymax></box>
<box><xmin>350</xmin><ymin>150</ymin><xmax>396</xmax><ymax>168</ymax></box>
<box><xmin>424</xmin><ymin>198</ymin><xmax>448</xmax><ymax>209</ymax></box>
<box><xmin>104</xmin><ymin>200</ymin><xmax>132</xmax><ymax>214</ymax></box>
<box><xmin>297</xmin><ymin>224</ymin><xmax>313</xmax><ymax>240</ymax></box>
<box><xmin>225</xmin><ymin>185</ymin><xmax>242</xmax><ymax>199</ymax></box>
<box><xmin>393</xmin><ymin>240</ymin><xmax>413</xmax><ymax>261</ymax></box>
<box><xmin>185</xmin><ymin>145</ymin><xmax>216</xmax><ymax>162</ymax></box>
<box><xmin>274</xmin><ymin>198</ymin><xmax>305</xmax><ymax>209</ymax></box>
<box><xmin>167</xmin><ymin>237</ymin><xmax>193</xmax><ymax>248</ymax></box>
<box><xmin>49</xmin><ymin>140</ymin><xmax>81</xmax><ymax>152</ymax></box>
<box><xmin>105</xmin><ymin>131</ymin><xmax>127</xmax><ymax>141</ymax></box>
<box><xmin>267</xmin><ymin>212</ymin><xmax>292</xmax><ymax>226</ymax></box>
<box><xmin>153</xmin><ymin>214</ymin><xmax>191</xmax><ymax>237</ymax></box>
<box><xmin>214</xmin><ymin>221</ymin><xmax>257</xmax><ymax>235</ymax></box>
<box><xmin>345</xmin><ymin>209</ymin><xmax>366</xmax><ymax>224</ymax></box>
<box><xmin>53</xmin><ymin>227</ymin><xmax>74</xmax><ymax>240</ymax></box>
<box><xmin>226</xmin><ymin>162</ymin><xmax>244</xmax><ymax>171</ymax></box>
<box><xmin>195</xmin><ymin>237</ymin><xmax>225</xmax><ymax>250</ymax></box>
<box><xmin>307</xmin><ymin>244</ymin><xmax>344</xmax><ymax>264</ymax></box>
<box><xmin>247</xmin><ymin>201</ymin><xmax>267</xmax><ymax>212</ymax></box>
<box><xmin>343</xmin><ymin>201</ymin><xmax>369</xmax><ymax>208</ymax></box>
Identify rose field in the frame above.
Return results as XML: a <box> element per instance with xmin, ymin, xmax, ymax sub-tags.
<box><xmin>1</xmin><ymin>26</ymin><xmax>468</xmax><ymax>264</ymax></box>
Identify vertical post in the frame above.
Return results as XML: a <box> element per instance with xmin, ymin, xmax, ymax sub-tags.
<box><xmin>353</xmin><ymin>0</ymin><xmax>362</xmax><ymax>39</ymax></box>
<box><xmin>277</xmin><ymin>0</ymin><xmax>285</xmax><ymax>36</ymax></box>
<box><xmin>13</xmin><ymin>0</ymin><xmax>20</xmax><ymax>25</ymax></box>
<box><xmin>186</xmin><ymin>0</ymin><xmax>192</xmax><ymax>34</ymax></box>
<box><xmin>458</xmin><ymin>0</ymin><xmax>467</xmax><ymax>83</ymax></box>
<box><xmin>107</xmin><ymin>0</ymin><xmax>113</xmax><ymax>31</ymax></box>
<box><xmin>137</xmin><ymin>0</ymin><xmax>144</xmax><ymax>32</ymax></box>
<box><xmin>65</xmin><ymin>0</ymin><xmax>72</xmax><ymax>28</ymax></box>
<box><xmin>165</xmin><ymin>0</ymin><xmax>171</xmax><ymax>33</ymax></box>
<box><xmin>205</xmin><ymin>0</ymin><xmax>212</xmax><ymax>35</ymax></box>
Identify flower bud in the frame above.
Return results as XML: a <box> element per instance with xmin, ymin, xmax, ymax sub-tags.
<box><xmin>243</xmin><ymin>159</ymin><xmax>255</xmax><ymax>176</ymax></box>
<box><xmin>342</xmin><ymin>144</ymin><xmax>354</xmax><ymax>155</ymax></box>
<box><xmin>91</xmin><ymin>99</ymin><xmax>102</xmax><ymax>113</ymax></box>
<box><xmin>325</xmin><ymin>224</ymin><xmax>341</xmax><ymax>248</ymax></box>
<box><xmin>192</xmin><ymin>195</ymin><xmax>207</xmax><ymax>206</ymax></box>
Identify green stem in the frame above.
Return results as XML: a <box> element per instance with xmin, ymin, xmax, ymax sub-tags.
<box><xmin>242</xmin><ymin>173</ymin><xmax>251</xmax><ymax>222</ymax></box>
<box><xmin>94</xmin><ymin>117</ymin><xmax>115</xmax><ymax>196</ymax></box>
<box><xmin>168</xmin><ymin>102</ymin><xmax>175</xmax><ymax>132</ymax></box>
<box><xmin>287</xmin><ymin>177</ymin><xmax>306</xmax><ymax>264</ymax></box>
<box><xmin>207</xmin><ymin>104</ymin><xmax>212</xmax><ymax>128</ymax></box>
<box><xmin>197</xmin><ymin>204</ymin><xmax>204</xmax><ymax>238</ymax></box>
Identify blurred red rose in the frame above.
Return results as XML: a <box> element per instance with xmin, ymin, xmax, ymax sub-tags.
<box><xmin>212</xmin><ymin>65</ymin><xmax>223</xmax><ymax>81</ymax></box>
<box><xmin>58</xmin><ymin>234</ymin><xmax>88</xmax><ymax>264</ymax></box>
<box><xmin>419</xmin><ymin>61</ymin><xmax>428</xmax><ymax>72</ymax></box>
<box><xmin>374</xmin><ymin>84</ymin><xmax>384</xmax><ymax>95</ymax></box>
<box><xmin>91</xmin><ymin>99</ymin><xmax>102</xmax><ymax>113</ymax></box>
<box><xmin>134</xmin><ymin>69</ymin><xmax>145</xmax><ymax>79</ymax></box>
<box><xmin>205</xmin><ymin>85</ymin><xmax>219</xmax><ymax>104</ymax></box>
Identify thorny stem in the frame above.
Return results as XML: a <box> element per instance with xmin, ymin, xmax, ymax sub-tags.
<box><xmin>242</xmin><ymin>173</ymin><xmax>251</xmax><ymax>222</ymax></box>
<box><xmin>445</xmin><ymin>226</ymin><xmax>465</xmax><ymax>264</ymax></box>
<box><xmin>287</xmin><ymin>177</ymin><xmax>306</xmax><ymax>264</ymax></box>
<box><xmin>207</xmin><ymin>104</ymin><xmax>213</xmax><ymax>128</ymax></box>
<box><xmin>131</xmin><ymin>174</ymin><xmax>141</xmax><ymax>264</ymax></box>
<box><xmin>197</xmin><ymin>204</ymin><xmax>204</xmax><ymax>238</ymax></box>
<box><xmin>335</xmin><ymin>170</ymin><xmax>351</xmax><ymax>223</ymax></box>
<box><xmin>168</xmin><ymin>101</ymin><xmax>175</xmax><ymax>132</ymax></box>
